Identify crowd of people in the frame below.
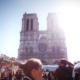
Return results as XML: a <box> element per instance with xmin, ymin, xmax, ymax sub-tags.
<box><xmin>0</xmin><ymin>69</ymin><xmax>13</xmax><ymax>80</ymax></box>
<box><xmin>0</xmin><ymin>68</ymin><xmax>24</xmax><ymax>80</ymax></box>
<box><xmin>0</xmin><ymin>58</ymin><xmax>80</xmax><ymax>80</ymax></box>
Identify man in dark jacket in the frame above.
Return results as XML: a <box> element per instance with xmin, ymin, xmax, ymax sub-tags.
<box><xmin>52</xmin><ymin>58</ymin><xmax>74</xmax><ymax>80</ymax></box>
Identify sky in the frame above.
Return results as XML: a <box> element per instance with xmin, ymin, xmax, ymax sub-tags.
<box><xmin>0</xmin><ymin>0</ymin><xmax>80</xmax><ymax>63</ymax></box>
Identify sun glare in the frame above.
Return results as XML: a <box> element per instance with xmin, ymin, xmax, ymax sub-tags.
<box><xmin>58</xmin><ymin>5</ymin><xmax>80</xmax><ymax>63</ymax></box>
<box><xmin>58</xmin><ymin>5</ymin><xmax>80</xmax><ymax>31</ymax></box>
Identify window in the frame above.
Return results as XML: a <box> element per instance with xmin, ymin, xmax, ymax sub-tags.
<box><xmin>34</xmin><ymin>44</ymin><xmax>36</xmax><ymax>47</ymax></box>
<box><xmin>52</xmin><ymin>35</ymin><xmax>54</xmax><ymax>39</ymax></box>
<box><xmin>57</xmin><ymin>46</ymin><xmax>61</xmax><ymax>53</ymax></box>
<box><xmin>34</xmin><ymin>41</ymin><xmax>36</xmax><ymax>43</ymax></box>
<box><xmin>20</xmin><ymin>49</ymin><xmax>23</xmax><ymax>52</ymax></box>
<box><xmin>31</xmin><ymin>35</ymin><xmax>33</xmax><ymax>39</ymax></box>
<box><xmin>26</xmin><ymin>35</ymin><xmax>28</xmax><ymax>40</ymax></box>
<box><xmin>20</xmin><ymin>41</ymin><xmax>24</xmax><ymax>44</ymax></box>
<box><xmin>28</xmin><ymin>36</ymin><xmax>31</xmax><ymax>39</ymax></box>
<box><xmin>53</xmin><ymin>46</ymin><xmax>55</xmax><ymax>51</ymax></box>
<box><xmin>21</xmin><ymin>35</ymin><xmax>24</xmax><ymax>40</ymax></box>
<box><xmin>30</xmin><ymin>47</ymin><xmax>33</xmax><ymax>53</ymax></box>
<box><xmin>31</xmin><ymin>19</ymin><xmax>33</xmax><ymax>31</ymax></box>
<box><xmin>25</xmin><ymin>47</ymin><xmax>28</xmax><ymax>53</ymax></box>
<box><xmin>34</xmin><ymin>35</ymin><xmax>36</xmax><ymax>39</ymax></box>
<box><xmin>26</xmin><ymin>19</ymin><xmax>29</xmax><ymax>31</ymax></box>
<box><xmin>20</xmin><ymin>45</ymin><xmax>23</xmax><ymax>48</ymax></box>
<box><xmin>49</xmin><ymin>49</ymin><xmax>51</xmax><ymax>51</ymax></box>
<box><xmin>52</xmin><ymin>46</ymin><xmax>55</xmax><ymax>53</ymax></box>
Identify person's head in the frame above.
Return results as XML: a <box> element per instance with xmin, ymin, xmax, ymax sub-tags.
<box><xmin>19</xmin><ymin>58</ymin><xmax>43</xmax><ymax>80</ymax></box>
<box><xmin>59</xmin><ymin>58</ymin><xmax>67</xmax><ymax>67</ymax></box>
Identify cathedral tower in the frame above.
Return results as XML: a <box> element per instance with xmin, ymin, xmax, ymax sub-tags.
<box><xmin>47</xmin><ymin>13</ymin><xmax>67</xmax><ymax>60</ymax></box>
<box><xmin>18</xmin><ymin>12</ymin><xmax>67</xmax><ymax>64</ymax></box>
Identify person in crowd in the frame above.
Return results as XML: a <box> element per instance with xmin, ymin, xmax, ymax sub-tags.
<box><xmin>45</xmin><ymin>69</ymin><xmax>49</xmax><ymax>80</ymax></box>
<box><xmin>4</xmin><ymin>69</ymin><xmax>8</xmax><ymax>80</ymax></box>
<box><xmin>50</xmin><ymin>71</ymin><xmax>56</xmax><ymax>80</ymax></box>
<box><xmin>52</xmin><ymin>58</ymin><xmax>74</xmax><ymax>80</ymax></box>
<box><xmin>75</xmin><ymin>72</ymin><xmax>79</xmax><ymax>80</ymax></box>
<box><xmin>8</xmin><ymin>71</ymin><xmax>12</xmax><ymax>80</ymax></box>
<box><xmin>47</xmin><ymin>72</ymin><xmax>51</xmax><ymax>80</ymax></box>
<box><xmin>43</xmin><ymin>72</ymin><xmax>47</xmax><ymax>80</ymax></box>
<box><xmin>21</xmin><ymin>70</ymin><xmax>25</xmax><ymax>78</ymax></box>
<box><xmin>15</xmin><ymin>71</ymin><xmax>21</xmax><ymax>80</ymax></box>
<box><xmin>19</xmin><ymin>58</ymin><xmax>43</xmax><ymax>80</ymax></box>
<box><xmin>1</xmin><ymin>72</ymin><xmax>5</xmax><ymax>80</ymax></box>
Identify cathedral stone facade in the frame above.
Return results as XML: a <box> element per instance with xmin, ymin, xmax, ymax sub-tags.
<box><xmin>18</xmin><ymin>13</ymin><xmax>67</xmax><ymax>64</ymax></box>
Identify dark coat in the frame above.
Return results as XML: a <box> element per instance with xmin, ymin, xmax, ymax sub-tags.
<box><xmin>75</xmin><ymin>72</ymin><xmax>79</xmax><ymax>80</ymax></box>
<box><xmin>9</xmin><ymin>72</ymin><xmax>12</xmax><ymax>80</ymax></box>
<box><xmin>53</xmin><ymin>66</ymin><xmax>73</xmax><ymax>80</ymax></box>
<box><xmin>48</xmin><ymin>72</ymin><xmax>51</xmax><ymax>80</ymax></box>
<box><xmin>15</xmin><ymin>72</ymin><xmax>21</xmax><ymax>80</ymax></box>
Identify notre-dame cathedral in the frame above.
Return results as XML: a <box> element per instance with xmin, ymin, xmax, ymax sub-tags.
<box><xmin>18</xmin><ymin>12</ymin><xmax>67</xmax><ymax>64</ymax></box>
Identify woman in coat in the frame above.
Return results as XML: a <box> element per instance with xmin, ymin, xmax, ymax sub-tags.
<box><xmin>19</xmin><ymin>58</ymin><xmax>43</xmax><ymax>80</ymax></box>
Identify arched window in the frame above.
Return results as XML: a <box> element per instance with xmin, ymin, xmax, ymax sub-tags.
<box><xmin>30</xmin><ymin>47</ymin><xmax>33</xmax><ymax>53</ymax></box>
<box><xmin>52</xmin><ymin>46</ymin><xmax>55</xmax><ymax>53</ymax></box>
<box><xmin>31</xmin><ymin>19</ymin><xmax>33</xmax><ymax>31</ymax></box>
<box><xmin>57</xmin><ymin>46</ymin><xmax>61</xmax><ymax>53</ymax></box>
<box><xmin>25</xmin><ymin>47</ymin><xmax>28</xmax><ymax>53</ymax></box>
<box><xmin>26</xmin><ymin>19</ymin><xmax>29</xmax><ymax>31</ymax></box>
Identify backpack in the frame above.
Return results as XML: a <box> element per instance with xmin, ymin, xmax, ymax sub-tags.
<box><xmin>58</xmin><ymin>68</ymin><xmax>72</xmax><ymax>80</ymax></box>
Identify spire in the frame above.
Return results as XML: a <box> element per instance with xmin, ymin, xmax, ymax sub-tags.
<box><xmin>23</xmin><ymin>12</ymin><xmax>27</xmax><ymax>17</ymax></box>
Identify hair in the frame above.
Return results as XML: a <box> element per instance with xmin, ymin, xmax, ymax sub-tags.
<box><xmin>59</xmin><ymin>58</ymin><xmax>73</xmax><ymax>66</ymax></box>
<box><xmin>59</xmin><ymin>58</ymin><xmax>67</xmax><ymax>65</ymax></box>
<box><xmin>19</xmin><ymin>58</ymin><xmax>42</xmax><ymax>76</ymax></box>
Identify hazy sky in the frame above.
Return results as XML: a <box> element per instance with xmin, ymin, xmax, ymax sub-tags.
<box><xmin>0</xmin><ymin>0</ymin><xmax>80</xmax><ymax>63</ymax></box>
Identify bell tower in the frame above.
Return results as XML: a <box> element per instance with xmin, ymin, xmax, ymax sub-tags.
<box><xmin>21</xmin><ymin>12</ymin><xmax>39</xmax><ymax>32</ymax></box>
<box><xmin>47</xmin><ymin>13</ymin><xmax>68</xmax><ymax>60</ymax></box>
<box><xmin>47</xmin><ymin>13</ymin><xmax>59</xmax><ymax>31</ymax></box>
<box><xmin>18</xmin><ymin>13</ymin><xmax>39</xmax><ymax>59</ymax></box>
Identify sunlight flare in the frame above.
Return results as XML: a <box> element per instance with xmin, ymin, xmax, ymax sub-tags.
<box><xmin>58</xmin><ymin>4</ymin><xmax>80</xmax><ymax>63</ymax></box>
